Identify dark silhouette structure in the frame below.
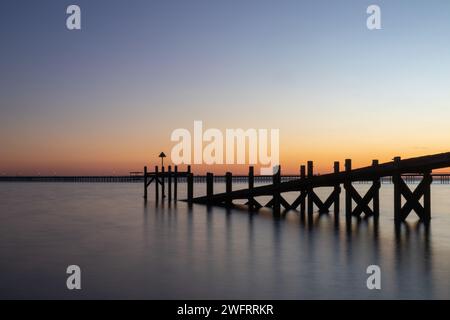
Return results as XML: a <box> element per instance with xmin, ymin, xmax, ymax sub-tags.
<box><xmin>143</xmin><ymin>152</ymin><xmax>450</xmax><ymax>224</ymax></box>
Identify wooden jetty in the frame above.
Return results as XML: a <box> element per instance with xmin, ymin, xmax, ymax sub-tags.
<box><xmin>143</xmin><ymin>152</ymin><xmax>450</xmax><ymax>224</ymax></box>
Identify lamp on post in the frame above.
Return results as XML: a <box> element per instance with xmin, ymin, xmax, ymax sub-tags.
<box><xmin>158</xmin><ymin>152</ymin><xmax>167</xmax><ymax>198</ymax></box>
<box><xmin>158</xmin><ymin>152</ymin><xmax>167</xmax><ymax>168</ymax></box>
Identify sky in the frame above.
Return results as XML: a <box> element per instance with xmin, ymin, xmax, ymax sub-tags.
<box><xmin>1</xmin><ymin>0</ymin><xmax>450</xmax><ymax>175</ymax></box>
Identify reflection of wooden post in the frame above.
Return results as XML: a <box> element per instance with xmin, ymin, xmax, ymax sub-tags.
<box><xmin>144</xmin><ymin>166</ymin><xmax>148</xmax><ymax>200</ymax></box>
<box><xmin>334</xmin><ymin>161</ymin><xmax>340</xmax><ymax>214</ymax></box>
<box><xmin>206</xmin><ymin>173</ymin><xmax>214</xmax><ymax>205</ymax></box>
<box><xmin>155</xmin><ymin>166</ymin><xmax>159</xmax><ymax>202</ymax></box>
<box><xmin>372</xmin><ymin>160</ymin><xmax>380</xmax><ymax>218</ymax></box>
<box><xmin>248</xmin><ymin>167</ymin><xmax>254</xmax><ymax>211</ymax></box>
<box><xmin>226</xmin><ymin>172</ymin><xmax>232</xmax><ymax>207</ymax></box>
<box><xmin>273</xmin><ymin>166</ymin><xmax>281</xmax><ymax>215</ymax></box>
<box><xmin>423</xmin><ymin>170</ymin><xmax>432</xmax><ymax>223</ymax></box>
<box><xmin>307</xmin><ymin>161</ymin><xmax>313</xmax><ymax>217</ymax></box>
<box><xmin>168</xmin><ymin>165</ymin><xmax>172</xmax><ymax>202</ymax></box>
<box><xmin>393</xmin><ymin>157</ymin><xmax>401</xmax><ymax>224</ymax></box>
<box><xmin>174</xmin><ymin>166</ymin><xmax>178</xmax><ymax>201</ymax></box>
<box><xmin>187</xmin><ymin>173</ymin><xmax>193</xmax><ymax>205</ymax></box>
<box><xmin>344</xmin><ymin>159</ymin><xmax>352</xmax><ymax>220</ymax></box>
<box><xmin>300</xmin><ymin>165</ymin><xmax>306</xmax><ymax>215</ymax></box>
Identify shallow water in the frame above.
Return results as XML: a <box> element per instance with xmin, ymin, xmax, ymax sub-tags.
<box><xmin>0</xmin><ymin>182</ymin><xmax>449</xmax><ymax>299</ymax></box>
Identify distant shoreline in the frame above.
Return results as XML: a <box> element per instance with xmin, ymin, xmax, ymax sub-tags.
<box><xmin>1</xmin><ymin>174</ymin><xmax>450</xmax><ymax>184</ymax></box>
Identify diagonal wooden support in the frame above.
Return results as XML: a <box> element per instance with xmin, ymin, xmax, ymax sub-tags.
<box><xmin>272</xmin><ymin>166</ymin><xmax>281</xmax><ymax>215</ymax></box>
<box><xmin>304</xmin><ymin>161</ymin><xmax>341</xmax><ymax>215</ymax></box>
<box><xmin>321</xmin><ymin>188</ymin><xmax>341</xmax><ymax>213</ymax></box>
<box><xmin>344</xmin><ymin>159</ymin><xmax>380</xmax><ymax>219</ymax></box>
<box><xmin>246</xmin><ymin>198</ymin><xmax>263</xmax><ymax>210</ymax></box>
<box><xmin>289</xmin><ymin>165</ymin><xmax>307</xmax><ymax>213</ymax></box>
<box><xmin>309</xmin><ymin>191</ymin><xmax>326</xmax><ymax>212</ymax></box>
<box><xmin>351</xmin><ymin>184</ymin><xmax>377</xmax><ymax>217</ymax></box>
<box><xmin>280</xmin><ymin>195</ymin><xmax>291</xmax><ymax>210</ymax></box>
<box><xmin>399</xmin><ymin>178</ymin><xmax>423</xmax><ymax>218</ymax></box>
<box><xmin>265</xmin><ymin>198</ymin><xmax>274</xmax><ymax>208</ymax></box>
<box><xmin>146</xmin><ymin>176</ymin><xmax>155</xmax><ymax>187</ymax></box>
<box><xmin>265</xmin><ymin>194</ymin><xmax>289</xmax><ymax>210</ymax></box>
<box><xmin>290</xmin><ymin>191</ymin><xmax>307</xmax><ymax>211</ymax></box>
<box><xmin>393</xmin><ymin>160</ymin><xmax>432</xmax><ymax>223</ymax></box>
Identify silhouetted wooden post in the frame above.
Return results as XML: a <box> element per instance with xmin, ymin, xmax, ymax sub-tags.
<box><xmin>144</xmin><ymin>166</ymin><xmax>148</xmax><ymax>200</ymax></box>
<box><xmin>307</xmin><ymin>161</ymin><xmax>314</xmax><ymax>217</ymax></box>
<box><xmin>393</xmin><ymin>157</ymin><xmax>402</xmax><ymax>224</ymax></box>
<box><xmin>168</xmin><ymin>165</ymin><xmax>172</xmax><ymax>202</ymax></box>
<box><xmin>226</xmin><ymin>172</ymin><xmax>232</xmax><ymax>207</ymax></box>
<box><xmin>206</xmin><ymin>173</ymin><xmax>214</xmax><ymax>205</ymax></box>
<box><xmin>344</xmin><ymin>159</ymin><xmax>352</xmax><ymax>220</ymax></box>
<box><xmin>187</xmin><ymin>172</ymin><xmax>193</xmax><ymax>205</ymax></box>
<box><xmin>187</xmin><ymin>165</ymin><xmax>191</xmax><ymax>174</ymax></box>
<box><xmin>161</xmin><ymin>166</ymin><xmax>165</xmax><ymax>199</ymax></box>
<box><xmin>174</xmin><ymin>166</ymin><xmax>178</xmax><ymax>201</ymax></box>
<box><xmin>334</xmin><ymin>161</ymin><xmax>340</xmax><ymax>214</ymax></box>
<box><xmin>372</xmin><ymin>160</ymin><xmax>380</xmax><ymax>218</ymax></box>
<box><xmin>155</xmin><ymin>166</ymin><xmax>159</xmax><ymax>202</ymax></box>
<box><xmin>248</xmin><ymin>166</ymin><xmax>254</xmax><ymax>211</ymax></box>
<box><xmin>423</xmin><ymin>170</ymin><xmax>432</xmax><ymax>223</ymax></box>
<box><xmin>273</xmin><ymin>166</ymin><xmax>281</xmax><ymax>215</ymax></box>
<box><xmin>300</xmin><ymin>165</ymin><xmax>306</xmax><ymax>215</ymax></box>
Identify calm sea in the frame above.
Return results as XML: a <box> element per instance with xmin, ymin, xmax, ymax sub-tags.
<box><xmin>0</xmin><ymin>182</ymin><xmax>449</xmax><ymax>299</ymax></box>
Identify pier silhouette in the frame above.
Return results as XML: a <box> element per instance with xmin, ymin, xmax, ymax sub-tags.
<box><xmin>143</xmin><ymin>152</ymin><xmax>450</xmax><ymax>225</ymax></box>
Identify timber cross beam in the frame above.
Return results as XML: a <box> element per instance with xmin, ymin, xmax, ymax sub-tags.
<box><xmin>344</xmin><ymin>159</ymin><xmax>381</xmax><ymax>219</ymax></box>
<box><xmin>393</xmin><ymin>157</ymin><xmax>432</xmax><ymax>223</ymax></box>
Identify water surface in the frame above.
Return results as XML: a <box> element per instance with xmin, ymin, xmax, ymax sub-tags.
<box><xmin>0</xmin><ymin>182</ymin><xmax>449</xmax><ymax>299</ymax></box>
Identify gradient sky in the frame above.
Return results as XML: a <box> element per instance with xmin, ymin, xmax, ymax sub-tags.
<box><xmin>1</xmin><ymin>0</ymin><xmax>450</xmax><ymax>175</ymax></box>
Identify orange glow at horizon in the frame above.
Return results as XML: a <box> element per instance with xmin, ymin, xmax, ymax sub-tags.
<box><xmin>2</xmin><ymin>132</ymin><xmax>450</xmax><ymax>175</ymax></box>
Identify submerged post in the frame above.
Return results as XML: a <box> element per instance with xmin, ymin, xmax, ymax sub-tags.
<box><xmin>248</xmin><ymin>166</ymin><xmax>254</xmax><ymax>211</ymax></box>
<box><xmin>423</xmin><ymin>170</ymin><xmax>432</xmax><ymax>223</ymax></box>
<box><xmin>307</xmin><ymin>161</ymin><xmax>314</xmax><ymax>217</ymax></box>
<box><xmin>174</xmin><ymin>166</ymin><xmax>178</xmax><ymax>201</ymax></box>
<box><xmin>206</xmin><ymin>173</ymin><xmax>214</xmax><ymax>205</ymax></box>
<box><xmin>155</xmin><ymin>166</ymin><xmax>159</xmax><ymax>202</ymax></box>
<box><xmin>393</xmin><ymin>156</ymin><xmax>402</xmax><ymax>224</ymax></box>
<box><xmin>273</xmin><ymin>166</ymin><xmax>281</xmax><ymax>215</ymax></box>
<box><xmin>372</xmin><ymin>160</ymin><xmax>380</xmax><ymax>218</ymax></box>
<box><xmin>334</xmin><ymin>161</ymin><xmax>340</xmax><ymax>214</ymax></box>
<box><xmin>144</xmin><ymin>166</ymin><xmax>148</xmax><ymax>200</ymax></box>
<box><xmin>300</xmin><ymin>165</ymin><xmax>306</xmax><ymax>215</ymax></box>
<box><xmin>226</xmin><ymin>172</ymin><xmax>232</xmax><ymax>207</ymax></box>
<box><xmin>168</xmin><ymin>165</ymin><xmax>172</xmax><ymax>202</ymax></box>
<box><xmin>161</xmin><ymin>166</ymin><xmax>166</xmax><ymax>199</ymax></box>
<box><xmin>344</xmin><ymin>159</ymin><xmax>352</xmax><ymax>220</ymax></box>
<box><xmin>187</xmin><ymin>172</ymin><xmax>193</xmax><ymax>205</ymax></box>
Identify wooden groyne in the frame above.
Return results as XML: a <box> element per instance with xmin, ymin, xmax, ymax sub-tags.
<box><xmin>143</xmin><ymin>152</ymin><xmax>450</xmax><ymax>224</ymax></box>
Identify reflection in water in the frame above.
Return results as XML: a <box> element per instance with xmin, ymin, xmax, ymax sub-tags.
<box><xmin>394</xmin><ymin>222</ymin><xmax>433</xmax><ymax>298</ymax></box>
<box><xmin>0</xmin><ymin>183</ymin><xmax>449</xmax><ymax>299</ymax></box>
